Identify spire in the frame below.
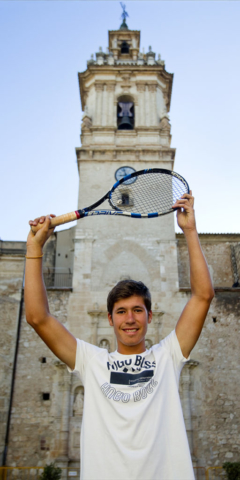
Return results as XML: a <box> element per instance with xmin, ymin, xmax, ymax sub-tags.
<box><xmin>120</xmin><ymin>2</ymin><xmax>129</xmax><ymax>30</ymax></box>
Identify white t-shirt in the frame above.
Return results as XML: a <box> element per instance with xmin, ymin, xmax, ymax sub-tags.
<box><xmin>69</xmin><ymin>330</ymin><xmax>195</xmax><ymax>480</ymax></box>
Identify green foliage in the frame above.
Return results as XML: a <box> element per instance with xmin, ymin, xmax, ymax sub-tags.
<box><xmin>39</xmin><ymin>463</ymin><xmax>62</xmax><ymax>480</ymax></box>
<box><xmin>223</xmin><ymin>462</ymin><xmax>240</xmax><ymax>480</ymax></box>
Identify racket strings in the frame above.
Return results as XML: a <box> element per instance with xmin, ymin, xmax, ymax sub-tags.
<box><xmin>110</xmin><ymin>173</ymin><xmax>188</xmax><ymax>214</ymax></box>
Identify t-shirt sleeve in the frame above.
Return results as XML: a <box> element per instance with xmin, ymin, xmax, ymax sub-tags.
<box><xmin>159</xmin><ymin>329</ymin><xmax>190</xmax><ymax>384</ymax></box>
<box><xmin>67</xmin><ymin>339</ymin><xmax>100</xmax><ymax>384</ymax></box>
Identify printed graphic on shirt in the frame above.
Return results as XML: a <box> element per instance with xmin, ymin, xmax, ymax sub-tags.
<box><xmin>101</xmin><ymin>378</ymin><xmax>158</xmax><ymax>403</ymax></box>
<box><xmin>107</xmin><ymin>354</ymin><xmax>156</xmax><ymax>373</ymax></box>
<box><xmin>100</xmin><ymin>352</ymin><xmax>158</xmax><ymax>403</ymax></box>
<box><xmin>107</xmin><ymin>354</ymin><xmax>156</xmax><ymax>387</ymax></box>
<box><xmin>110</xmin><ymin>370</ymin><xmax>153</xmax><ymax>385</ymax></box>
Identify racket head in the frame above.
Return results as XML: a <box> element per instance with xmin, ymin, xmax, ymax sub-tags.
<box><xmin>108</xmin><ymin>168</ymin><xmax>190</xmax><ymax>217</ymax></box>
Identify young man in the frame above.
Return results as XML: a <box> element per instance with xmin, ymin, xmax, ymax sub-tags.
<box><xmin>25</xmin><ymin>192</ymin><xmax>214</xmax><ymax>480</ymax></box>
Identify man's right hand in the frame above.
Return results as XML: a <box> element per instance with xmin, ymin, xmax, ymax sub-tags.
<box><xmin>27</xmin><ymin>215</ymin><xmax>56</xmax><ymax>254</ymax></box>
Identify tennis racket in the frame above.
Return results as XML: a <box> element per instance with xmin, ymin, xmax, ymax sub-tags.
<box><xmin>31</xmin><ymin>168</ymin><xmax>189</xmax><ymax>232</ymax></box>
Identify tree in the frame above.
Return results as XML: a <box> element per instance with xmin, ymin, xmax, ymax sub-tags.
<box><xmin>39</xmin><ymin>463</ymin><xmax>62</xmax><ymax>480</ymax></box>
<box><xmin>223</xmin><ymin>462</ymin><xmax>240</xmax><ymax>480</ymax></box>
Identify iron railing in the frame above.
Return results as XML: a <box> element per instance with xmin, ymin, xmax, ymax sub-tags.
<box><xmin>206</xmin><ymin>466</ymin><xmax>227</xmax><ymax>480</ymax></box>
<box><xmin>43</xmin><ymin>270</ymin><xmax>72</xmax><ymax>288</ymax></box>
<box><xmin>195</xmin><ymin>466</ymin><xmax>208</xmax><ymax>480</ymax></box>
<box><xmin>0</xmin><ymin>467</ymin><xmax>80</xmax><ymax>479</ymax></box>
<box><xmin>0</xmin><ymin>465</ymin><xmax>227</xmax><ymax>480</ymax></box>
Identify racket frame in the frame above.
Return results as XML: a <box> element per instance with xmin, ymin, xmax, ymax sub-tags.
<box><xmin>76</xmin><ymin>168</ymin><xmax>190</xmax><ymax>220</ymax></box>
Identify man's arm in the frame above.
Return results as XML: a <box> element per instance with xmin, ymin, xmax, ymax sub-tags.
<box><xmin>25</xmin><ymin>215</ymin><xmax>76</xmax><ymax>370</ymax></box>
<box><xmin>173</xmin><ymin>192</ymin><xmax>214</xmax><ymax>358</ymax></box>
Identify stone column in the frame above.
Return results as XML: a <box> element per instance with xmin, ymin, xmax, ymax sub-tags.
<box><xmin>136</xmin><ymin>84</ymin><xmax>145</xmax><ymax>126</ymax></box>
<box><xmin>106</xmin><ymin>83</ymin><xmax>116</xmax><ymax>126</ymax></box>
<box><xmin>102</xmin><ymin>84</ymin><xmax>107</xmax><ymax>127</ymax></box>
<box><xmin>153</xmin><ymin>311</ymin><xmax>164</xmax><ymax>343</ymax></box>
<box><xmin>181</xmin><ymin>360</ymin><xmax>199</xmax><ymax>467</ymax></box>
<box><xmin>91</xmin><ymin>316</ymin><xmax>99</xmax><ymax>345</ymax></box>
<box><xmin>72</xmin><ymin>237</ymin><xmax>93</xmax><ymax>293</ymax></box>
<box><xmin>149</xmin><ymin>84</ymin><xmax>157</xmax><ymax>126</ymax></box>
<box><xmin>56</xmin><ymin>363</ymin><xmax>72</xmax><ymax>478</ymax></box>
<box><xmin>145</xmin><ymin>85</ymin><xmax>150</xmax><ymax>127</ymax></box>
<box><xmin>95</xmin><ymin>83</ymin><xmax>104</xmax><ymax>126</ymax></box>
<box><xmin>67</xmin><ymin>236</ymin><xmax>94</xmax><ymax>343</ymax></box>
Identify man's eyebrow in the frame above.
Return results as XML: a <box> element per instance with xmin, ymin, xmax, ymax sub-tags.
<box><xmin>116</xmin><ymin>305</ymin><xmax>144</xmax><ymax>311</ymax></box>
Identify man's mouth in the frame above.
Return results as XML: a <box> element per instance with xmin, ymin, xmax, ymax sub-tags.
<box><xmin>123</xmin><ymin>328</ymin><xmax>139</xmax><ymax>334</ymax></box>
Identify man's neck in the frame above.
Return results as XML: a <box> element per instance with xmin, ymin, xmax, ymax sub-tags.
<box><xmin>117</xmin><ymin>341</ymin><xmax>146</xmax><ymax>355</ymax></box>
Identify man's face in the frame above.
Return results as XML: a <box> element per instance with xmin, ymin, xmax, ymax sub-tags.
<box><xmin>108</xmin><ymin>295</ymin><xmax>152</xmax><ymax>355</ymax></box>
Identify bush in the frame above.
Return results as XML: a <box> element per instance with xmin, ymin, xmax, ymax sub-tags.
<box><xmin>223</xmin><ymin>462</ymin><xmax>240</xmax><ymax>480</ymax></box>
<box><xmin>39</xmin><ymin>463</ymin><xmax>62</xmax><ymax>480</ymax></box>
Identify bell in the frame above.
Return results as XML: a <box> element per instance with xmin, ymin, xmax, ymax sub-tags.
<box><xmin>118</xmin><ymin>116</ymin><xmax>134</xmax><ymax>130</ymax></box>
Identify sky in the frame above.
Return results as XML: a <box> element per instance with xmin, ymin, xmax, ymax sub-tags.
<box><xmin>0</xmin><ymin>0</ymin><xmax>240</xmax><ymax>241</ymax></box>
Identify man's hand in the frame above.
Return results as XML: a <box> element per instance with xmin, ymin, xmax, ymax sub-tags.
<box><xmin>172</xmin><ymin>191</ymin><xmax>196</xmax><ymax>233</ymax></box>
<box><xmin>27</xmin><ymin>215</ymin><xmax>56</xmax><ymax>255</ymax></box>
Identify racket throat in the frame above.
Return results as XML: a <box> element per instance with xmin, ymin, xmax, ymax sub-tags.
<box><xmin>76</xmin><ymin>192</ymin><xmax>110</xmax><ymax>218</ymax></box>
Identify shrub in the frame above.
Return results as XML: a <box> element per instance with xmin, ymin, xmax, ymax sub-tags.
<box><xmin>223</xmin><ymin>462</ymin><xmax>240</xmax><ymax>480</ymax></box>
<box><xmin>39</xmin><ymin>463</ymin><xmax>62</xmax><ymax>480</ymax></box>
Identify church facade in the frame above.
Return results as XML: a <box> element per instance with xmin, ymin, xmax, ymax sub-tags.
<box><xmin>1</xmin><ymin>22</ymin><xmax>240</xmax><ymax>474</ymax></box>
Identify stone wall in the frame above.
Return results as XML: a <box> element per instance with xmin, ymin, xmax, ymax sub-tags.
<box><xmin>6</xmin><ymin>290</ymin><xmax>72</xmax><ymax>466</ymax></box>
<box><xmin>0</xmin><ymin>242</ymin><xmax>25</xmax><ymax>464</ymax></box>
<box><xmin>177</xmin><ymin>234</ymin><xmax>240</xmax><ymax>288</ymax></box>
<box><xmin>181</xmin><ymin>290</ymin><xmax>240</xmax><ymax>467</ymax></box>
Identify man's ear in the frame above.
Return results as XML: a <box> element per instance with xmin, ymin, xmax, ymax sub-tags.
<box><xmin>108</xmin><ymin>312</ymin><xmax>113</xmax><ymax>326</ymax></box>
<box><xmin>148</xmin><ymin>310</ymin><xmax>153</xmax><ymax>324</ymax></box>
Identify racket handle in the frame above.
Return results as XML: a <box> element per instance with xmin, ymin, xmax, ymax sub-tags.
<box><xmin>31</xmin><ymin>211</ymin><xmax>81</xmax><ymax>233</ymax></box>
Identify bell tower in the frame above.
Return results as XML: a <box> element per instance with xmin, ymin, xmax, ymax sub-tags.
<box><xmin>68</xmin><ymin>19</ymin><xmax>179</xmax><ymax>343</ymax></box>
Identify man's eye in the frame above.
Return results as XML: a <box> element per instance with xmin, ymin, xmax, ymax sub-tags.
<box><xmin>135</xmin><ymin>309</ymin><xmax>142</xmax><ymax>313</ymax></box>
<box><xmin>118</xmin><ymin>310</ymin><xmax>125</xmax><ymax>314</ymax></box>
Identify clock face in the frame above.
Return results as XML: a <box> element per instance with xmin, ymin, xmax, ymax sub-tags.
<box><xmin>115</xmin><ymin>166</ymin><xmax>136</xmax><ymax>185</ymax></box>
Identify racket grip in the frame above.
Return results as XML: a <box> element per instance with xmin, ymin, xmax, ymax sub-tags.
<box><xmin>31</xmin><ymin>211</ymin><xmax>80</xmax><ymax>233</ymax></box>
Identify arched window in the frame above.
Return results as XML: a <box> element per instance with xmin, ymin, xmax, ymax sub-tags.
<box><xmin>121</xmin><ymin>193</ymin><xmax>129</xmax><ymax>205</ymax></box>
<box><xmin>117</xmin><ymin>98</ymin><xmax>134</xmax><ymax>130</ymax></box>
<box><xmin>121</xmin><ymin>41</ymin><xmax>129</xmax><ymax>54</ymax></box>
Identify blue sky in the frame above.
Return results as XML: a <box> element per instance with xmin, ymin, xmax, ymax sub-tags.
<box><xmin>0</xmin><ymin>1</ymin><xmax>239</xmax><ymax>240</ymax></box>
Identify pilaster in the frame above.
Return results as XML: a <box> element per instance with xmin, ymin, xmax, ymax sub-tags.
<box><xmin>55</xmin><ymin>362</ymin><xmax>72</xmax><ymax>476</ymax></box>
<box><xmin>180</xmin><ymin>360</ymin><xmax>199</xmax><ymax>467</ymax></box>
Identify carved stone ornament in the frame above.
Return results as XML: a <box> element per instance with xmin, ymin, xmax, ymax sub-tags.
<box><xmin>95</xmin><ymin>83</ymin><xmax>104</xmax><ymax>92</ymax></box>
<box><xmin>136</xmin><ymin>83</ymin><xmax>145</xmax><ymax>93</ymax></box>
<box><xmin>148</xmin><ymin>84</ymin><xmax>157</xmax><ymax>93</ymax></box>
<box><xmin>106</xmin><ymin>83</ymin><xmax>116</xmax><ymax>92</ymax></box>
<box><xmin>121</xmin><ymin>74</ymin><xmax>131</xmax><ymax>83</ymax></box>
<box><xmin>99</xmin><ymin>338</ymin><xmax>110</xmax><ymax>352</ymax></box>
<box><xmin>159</xmin><ymin>115</ymin><xmax>171</xmax><ymax>131</ymax></box>
<box><xmin>163</xmin><ymin>91</ymin><xmax>169</xmax><ymax>106</ymax></box>
<box><xmin>145</xmin><ymin>338</ymin><xmax>153</xmax><ymax>349</ymax></box>
<box><xmin>81</xmin><ymin>114</ymin><xmax>92</xmax><ymax>129</ymax></box>
<box><xmin>73</xmin><ymin>386</ymin><xmax>84</xmax><ymax>416</ymax></box>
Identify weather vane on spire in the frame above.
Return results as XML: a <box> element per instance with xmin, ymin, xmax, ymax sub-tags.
<box><xmin>120</xmin><ymin>2</ymin><xmax>129</xmax><ymax>30</ymax></box>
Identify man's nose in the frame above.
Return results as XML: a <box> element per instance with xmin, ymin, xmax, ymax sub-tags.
<box><xmin>126</xmin><ymin>311</ymin><xmax>135</xmax><ymax>322</ymax></box>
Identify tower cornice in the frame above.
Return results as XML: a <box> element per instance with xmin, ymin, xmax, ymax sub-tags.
<box><xmin>78</xmin><ymin>65</ymin><xmax>173</xmax><ymax>112</ymax></box>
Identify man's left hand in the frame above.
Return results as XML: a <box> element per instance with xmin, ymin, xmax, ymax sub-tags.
<box><xmin>172</xmin><ymin>190</ymin><xmax>196</xmax><ymax>233</ymax></box>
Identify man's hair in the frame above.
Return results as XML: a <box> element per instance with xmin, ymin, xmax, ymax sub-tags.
<box><xmin>107</xmin><ymin>279</ymin><xmax>151</xmax><ymax>315</ymax></box>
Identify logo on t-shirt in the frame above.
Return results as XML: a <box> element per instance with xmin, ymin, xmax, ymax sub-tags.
<box><xmin>106</xmin><ymin>354</ymin><xmax>156</xmax><ymax>386</ymax></box>
<box><xmin>110</xmin><ymin>370</ymin><xmax>153</xmax><ymax>385</ymax></box>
